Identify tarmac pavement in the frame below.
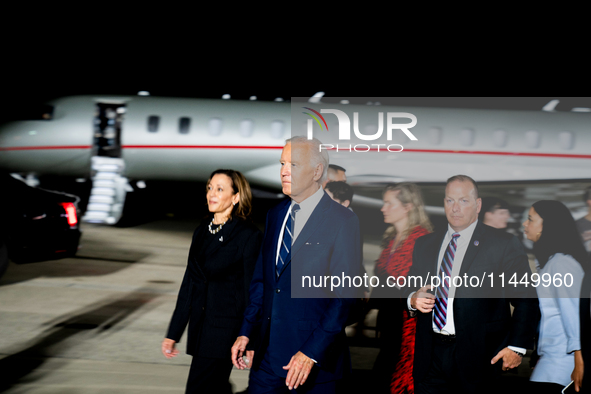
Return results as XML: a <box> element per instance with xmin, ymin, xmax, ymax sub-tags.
<box><xmin>0</xmin><ymin>218</ymin><xmax>532</xmax><ymax>393</ymax></box>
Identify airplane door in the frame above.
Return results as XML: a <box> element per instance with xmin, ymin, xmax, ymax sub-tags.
<box><xmin>84</xmin><ymin>103</ymin><xmax>129</xmax><ymax>224</ymax></box>
<box><xmin>93</xmin><ymin>103</ymin><xmax>125</xmax><ymax>158</ymax></box>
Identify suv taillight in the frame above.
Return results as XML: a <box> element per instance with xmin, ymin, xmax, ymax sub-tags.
<box><xmin>60</xmin><ymin>202</ymin><xmax>78</xmax><ymax>227</ymax></box>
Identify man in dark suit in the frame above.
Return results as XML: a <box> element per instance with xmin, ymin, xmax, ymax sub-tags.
<box><xmin>231</xmin><ymin>136</ymin><xmax>362</xmax><ymax>393</ymax></box>
<box><xmin>406</xmin><ymin>175</ymin><xmax>539</xmax><ymax>393</ymax></box>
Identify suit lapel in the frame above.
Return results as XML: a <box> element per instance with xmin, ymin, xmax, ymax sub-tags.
<box><xmin>190</xmin><ymin>224</ymin><xmax>208</xmax><ymax>280</ymax></box>
<box><xmin>430</xmin><ymin>231</ymin><xmax>447</xmax><ymax>272</ymax></box>
<box><xmin>458</xmin><ymin>221</ymin><xmax>485</xmax><ymax>276</ymax></box>
<box><xmin>290</xmin><ymin>193</ymin><xmax>331</xmax><ymax>258</ymax></box>
<box><xmin>276</xmin><ymin>194</ymin><xmax>331</xmax><ymax>279</ymax></box>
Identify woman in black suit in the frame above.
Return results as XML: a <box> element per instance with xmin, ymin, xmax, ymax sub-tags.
<box><xmin>162</xmin><ymin>169</ymin><xmax>262</xmax><ymax>394</ymax></box>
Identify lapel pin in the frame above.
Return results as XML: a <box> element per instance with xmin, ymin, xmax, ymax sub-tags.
<box><xmin>474</xmin><ymin>240</ymin><xmax>479</xmax><ymax>246</ymax></box>
<box><xmin>219</xmin><ymin>236</ymin><xmax>223</xmax><ymax>242</ymax></box>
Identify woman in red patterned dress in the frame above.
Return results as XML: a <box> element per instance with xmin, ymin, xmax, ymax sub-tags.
<box><xmin>371</xmin><ymin>183</ymin><xmax>432</xmax><ymax>394</ymax></box>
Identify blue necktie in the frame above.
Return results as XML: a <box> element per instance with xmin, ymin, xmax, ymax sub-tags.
<box><xmin>277</xmin><ymin>204</ymin><xmax>299</xmax><ymax>277</ymax></box>
<box><xmin>434</xmin><ymin>233</ymin><xmax>460</xmax><ymax>330</ymax></box>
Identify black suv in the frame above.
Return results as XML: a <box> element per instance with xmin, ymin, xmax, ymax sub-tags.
<box><xmin>0</xmin><ymin>174</ymin><xmax>81</xmax><ymax>279</ymax></box>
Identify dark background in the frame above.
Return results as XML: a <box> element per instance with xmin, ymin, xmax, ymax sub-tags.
<box><xmin>3</xmin><ymin>35</ymin><xmax>589</xmax><ymax>120</ymax></box>
<box><xmin>2</xmin><ymin>8</ymin><xmax>587</xmax><ymax>116</ymax></box>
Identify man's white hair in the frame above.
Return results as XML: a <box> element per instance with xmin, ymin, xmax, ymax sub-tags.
<box><xmin>285</xmin><ymin>136</ymin><xmax>329</xmax><ymax>184</ymax></box>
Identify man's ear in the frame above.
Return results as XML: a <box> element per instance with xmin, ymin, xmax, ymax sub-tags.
<box><xmin>342</xmin><ymin>200</ymin><xmax>350</xmax><ymax>208</ymax></box>
<box><xmin>313</xmin><ymin>163</ymin><xmax>323</xmax><ymax>182</ymax></box>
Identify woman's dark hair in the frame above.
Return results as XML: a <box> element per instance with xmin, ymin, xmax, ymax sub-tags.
<box><xmin>206</xmin><ymin>169</ymin><xmax>253</xmax><ymax>220</ymax></box>
<box><xmin>532</xmin><ymin>200</ymin><xmax>588</xmax><ymax>270</ymax></box>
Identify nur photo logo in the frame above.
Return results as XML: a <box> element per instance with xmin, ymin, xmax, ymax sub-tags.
<box><xmin>302</xmin><ymin>107</ymin><xmax>418</xmax><ymax>152</ymax></box>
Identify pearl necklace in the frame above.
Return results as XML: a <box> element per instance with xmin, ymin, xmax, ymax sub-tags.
<box><xmin>208</xmin><ymin>218</ymin><xmax>226</xmax><ymax>234</ymax></box>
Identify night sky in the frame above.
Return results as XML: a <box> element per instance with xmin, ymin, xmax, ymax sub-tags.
<box><xmin>3</xmin><ymin>26</ymin><xmax>589</xmax><ymax>120</ymax></box>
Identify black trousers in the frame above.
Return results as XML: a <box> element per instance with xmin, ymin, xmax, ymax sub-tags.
<box><xmin>415</xmin><ymin>335</ymin><xmax>476</xmax><ymax>394</ymax></box>
<box><xmin>529</xmin><ymin>381</ymin><xmax>566</xmax><ymax>394</ymax></box>
<box><xmin>186</xmin><ymin>355</ymin><xmax>234</xmax><ymax>394</ymax></box>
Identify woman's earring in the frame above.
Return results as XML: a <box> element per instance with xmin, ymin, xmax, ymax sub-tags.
<box><xmin>233</xmin><ymin>202</ymin><xmax>236</xmax><ymax>206</ymax></box>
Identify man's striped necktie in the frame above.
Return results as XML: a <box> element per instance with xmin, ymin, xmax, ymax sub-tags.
<box><xmin>434</xmin><ymin>233</ymin><xmax>460</xmax><ymax>330</ymax></box>
<box><xmin>277</xmin><ymin>204</ymin><xmax>300</xmax><ymax>277</ymax></box>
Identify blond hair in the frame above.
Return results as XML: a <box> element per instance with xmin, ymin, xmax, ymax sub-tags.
<box><xmin>382</xmin><ymin>182</ymin><xmax>433</xmax><ymax>248</ymax></box>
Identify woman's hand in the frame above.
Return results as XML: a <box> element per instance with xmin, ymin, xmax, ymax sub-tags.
<box><xmin>162</xmin><ymin>338</ymin><xmax>179</xmax><ymax>359</ymax></box>
<box><xmin>572</xmin><ymin>350</ymin><xmax>584</xmax><ymax>392</ymax></box>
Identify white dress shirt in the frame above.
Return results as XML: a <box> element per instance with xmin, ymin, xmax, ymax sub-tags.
<box><xmin>275</xmin><ymin>187</ymin><xmax>324</xmax><ymax>265</ymax></box>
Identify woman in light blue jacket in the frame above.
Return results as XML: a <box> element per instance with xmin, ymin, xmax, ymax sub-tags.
<box><xmin>524</xmin><ymin>200</ymin><xmax>588</xmax><ymax>393</ymax></box>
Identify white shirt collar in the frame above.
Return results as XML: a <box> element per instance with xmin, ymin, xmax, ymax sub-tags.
<box><xmin>293</xmin><ymin>186</ymin><xmax>324</xmax><ymax>212</ymax></box>
<box><xmin>447</xmin><ymin>219</ymin><xmax>478</xmax><ymax>241</ymax></box>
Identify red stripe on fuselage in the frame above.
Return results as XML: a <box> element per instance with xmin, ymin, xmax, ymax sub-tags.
<box><xmin>2</xmin><ymin>145</ymin><xmax>591</xmax><ymax>159</ymax></box>
<box><xmin>0</xmin><ymin>145</ymin><xmax>92</xmax><ymax>151</ymax></box>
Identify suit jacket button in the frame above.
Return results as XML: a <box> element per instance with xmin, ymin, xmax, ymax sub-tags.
<box><xmin>276</xmin><ymin>289</ymin><xmax>281</xmax><ymax>293</ymax></box>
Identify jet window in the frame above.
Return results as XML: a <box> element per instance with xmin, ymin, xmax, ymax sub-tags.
<box><xmin>460</xmin><ymin>129</ymin><xmax>475</xmax><ymax>146</ymax></box>
<box><xmin>147</xmin><ymin>116</ymin><xmax>160</xmax><ymax>133</ymax></box>
<box><xmin>428</xmin><ymin>127</ymin><xmax>442</xmax><ymax>145</ymax></box>
<box><xmin>271</xmin><ymin>120</ymin><xmax>285</xmax><ymax>139</ymax></box>
<box><xmin>208</xmin><ymin>118</ymin><xmax>222</xmax><ymax>136</ymax></box>
<box><xmin>525</xmin><ymin>131</ymin><xmax>540</xmax><ymax>148</ymax></box>
<box><xmin>240</xmin><ymin>119</ymin><xmax>254</xmax><ymax>137</ymax></box>
<box><xmin>493</xmin><ymin>130</ymin><xmax>508</xmax><ymax>148</ymax></box>
<box><xmin>559</xmin><ymin>131</ymin><xmax>574</xmax><ymax>150</ymax></box>
<box><xmin>179</xmin><ymin>117</ymin><xmax>191</xmax><ymax>134</ymax></box>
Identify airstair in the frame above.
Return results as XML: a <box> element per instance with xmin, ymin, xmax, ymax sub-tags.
<box><xmin>82</xmin><ymin>157</ymin><xmax>131</xmax><ymax>224</ymax></box>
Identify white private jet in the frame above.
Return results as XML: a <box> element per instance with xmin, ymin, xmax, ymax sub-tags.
<box><xmin>1</xmin><ymin>95</ymin><xmax>590</xmax><ymax>224</ymax></box>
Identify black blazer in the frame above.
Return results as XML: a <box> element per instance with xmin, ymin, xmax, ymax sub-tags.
<box><xmin>405</xmin><ymin>221</ymin><xmax>540</xmax><ymax>384</ymax></box>
<box><xmin>166</xmin><ymin>217</ymin><xmax>262</xmax><ymax>358</ymax></box>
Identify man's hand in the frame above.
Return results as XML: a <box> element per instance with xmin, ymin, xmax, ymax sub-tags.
<box><xmin>231</xmin><ymin>336</ymin><xmax>250</xmax><ymax>369</ymax></box>
<box><xmin>491</xmin><ymin>347</ymin><xmax>522</xmax><ymax>371</ymax></box>
<box><xmin>161</xmin><ymin>338</ymin><xmax>179</xmax><ymax>359</ymax></box>
<box><xmin>411</xmin><ymin>285</ymin><xmax>435</xmax><ymax>313</ymax></box>
<box><xmin>283</xmin><ymin>351</ymin><xmax>315</xmax><ymax>390</ymax></box>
